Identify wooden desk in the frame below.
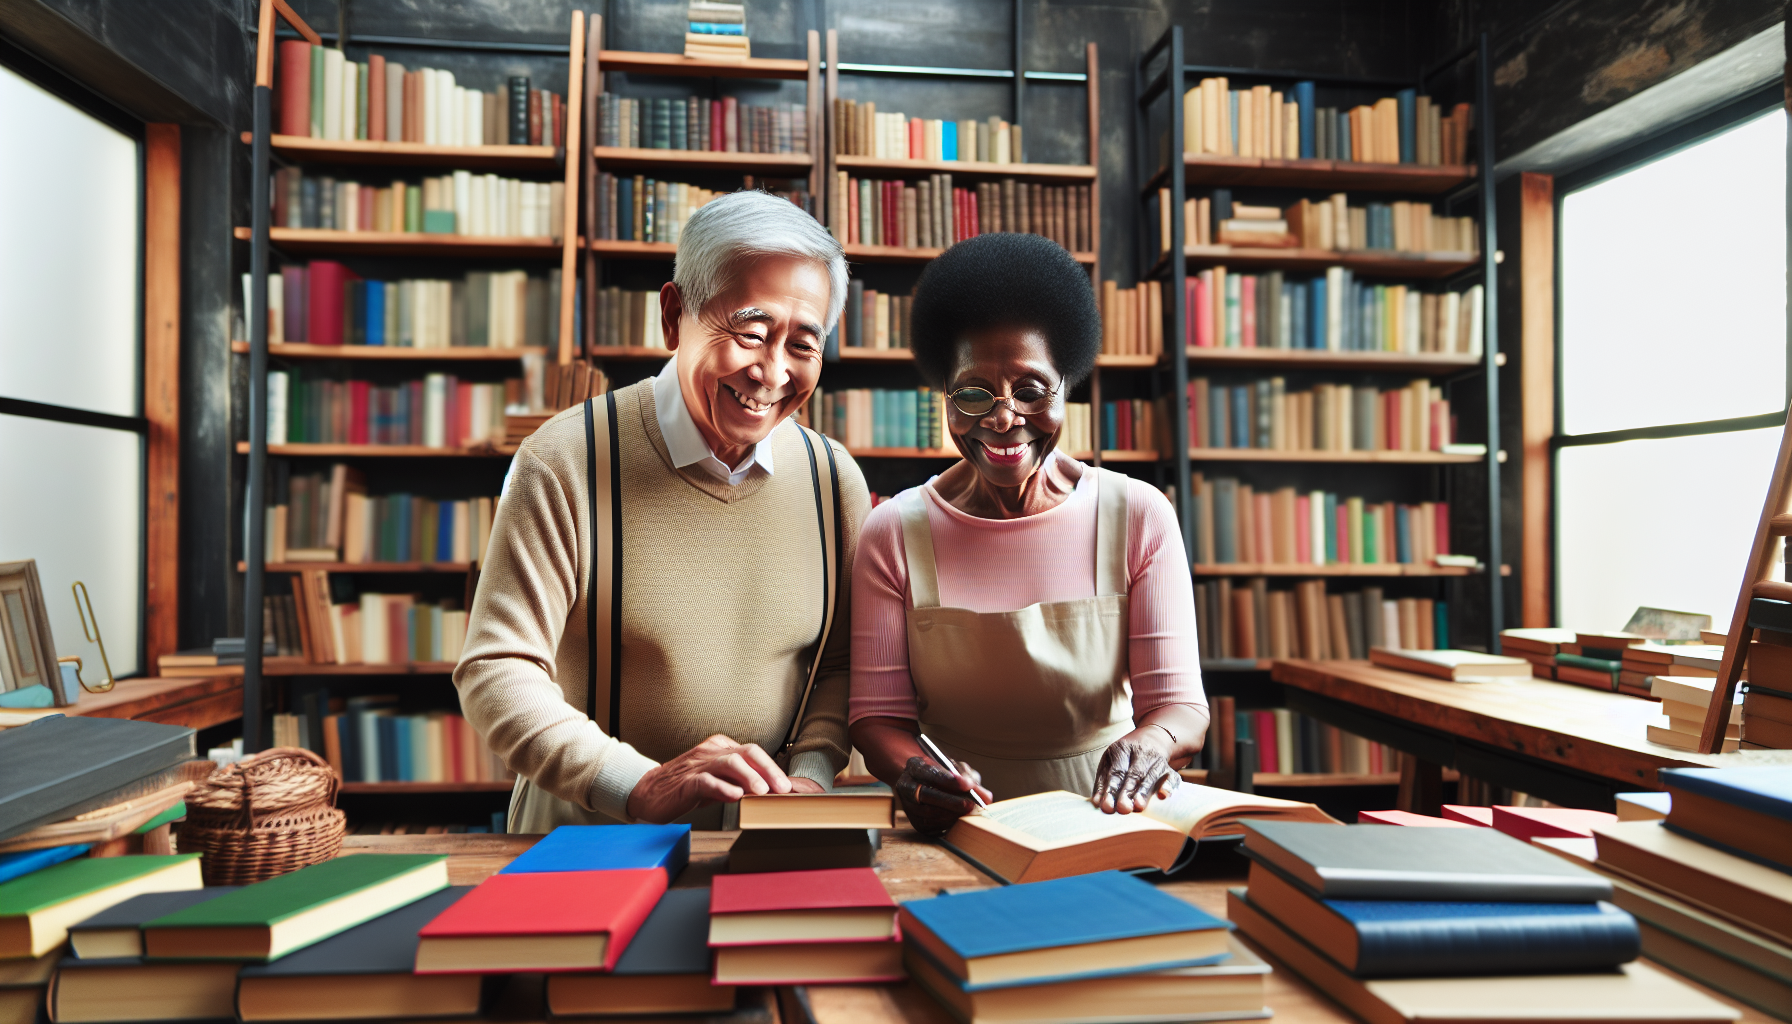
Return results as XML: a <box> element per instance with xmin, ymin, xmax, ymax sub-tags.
<box><xmin>344</xmin><ymin>828</ymin><xmax>1768</xmax><ymax>1024</ymax></box>
<box><xmin>64</xmin><ymin>675</ymin><xmax>243</xmax><ymax>730</ymax></box>
<box><xmin>1271</xmin><ymin>659</ymin><xmax>1792</xmax><ymax>809</ymax></box>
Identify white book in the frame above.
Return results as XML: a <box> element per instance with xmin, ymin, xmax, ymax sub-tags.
<box><xmin>322</xmin><ymin>48</ymin><xmax>344</xmax><ymax>140</ymax></box>
<box><xmin>343</xmin><ymin>59</ymin><xmax>360</xmax><ymax>140</ymax></box>
<box><xmin>465</xmin><ymin>86</ymin><xmax>483</xmax><ymax>147</ymax></box>
<box><xmin>361</xmin><ymin>594</ymin><xmax>388</xmax><ymax>664</ymax></box>
<box><xmin>420</xmin><ymin>68</ymin><xmax>436</xmax><ymax>144</ymax></box>
<box><xmin>1465</xmin><ymin>284</ymin><xmax>1485</xmax><ymax>357</ymax></box>
<box><xmin>439</xmin><ymin>72</ymin><xmax>457</xmax><ymax>144</ymax></box>
<box><xmin>1324</xmin><ymin>266</ymin><xmax>1343</xmax><ymax>350</ymax></box>
<box><xmin>325</xmin><ymin>603</ymin><xmax>346</xmax><ymax>666</ymax></box>
<box><xmin>358</xmin><ymin>712</ymin><xmax>379</xmax><ymax>780</ymax></box>
<box><xmin>1381</xmin><ymin>601</ymin><xmax>1401</xmax><ymax>651</ymax></box>
<box><xmin>267</xmin><ymin>371</ymin><xmax>289</xmax><ymax>444</ymax></box>
<box><xmin>1440</xmin><ymin>291</ymin><xmax>1462</xmax><ymax>353</ymax></box>
<box><xmin>453</xmin><ymin>170</ymin><xmax>471</xmax><ymax>234</ymax></box>
<box><xmin>268</xmin><ymin>274</ymin><xmax>284</xmax><ymax>344</ymax></box>
<box><xmin>452</xmin><ymin>500</ymin><xmax>471</xmax><ymax>562</ymax></box>
<box><xmin>1309</xmin><ymin>489</ymin><xmax>1326</xmax><ymax>564</ymax></box>
<box><xmin>469</xmin><ymin>384</ymin><xmax>492</xmax><ymax>443</ymax></box>
<box><xmin>423</xmin><ymin>373</ymin><xmax>446</xmax><ymax>447</ymax></box>
<box><xmin>1404</xmin><ymin>291</ymin><xmax>1421</xmax><ymax>353</ymax></box>
<box><xmin>385</xmin><ymin>61</ymin><xmax>405</xmax><ymax>141</ymax></box>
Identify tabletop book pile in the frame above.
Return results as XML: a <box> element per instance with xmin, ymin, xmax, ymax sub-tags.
<box><xmin>1742</xmin><ymin>596</ymin><xmax>1792</xmax><ymax>749</ymax></box>
<box><xmin>1227</xmin><ymin>820</ymin><xmax>1743</xmax><ymax>1023</ymax></box>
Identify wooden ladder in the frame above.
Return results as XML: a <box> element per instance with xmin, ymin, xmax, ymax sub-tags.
<box><xmin>1699</xmin><ymin>405</ymin><xmax>1792</xmax><ymax>753</ymax></box>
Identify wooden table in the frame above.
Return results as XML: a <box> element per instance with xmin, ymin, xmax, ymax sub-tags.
<box><xmin>343</xmin><ymin>827</ymin><xmax>1769</xmax><ymax>1024</ymax></box>
<box><xmin>1271</xmin><ymin>659</ymin><xmax>1792</xmax><ymax>810</ymax></box>
<box><xmin>66</xmin><ymin>675</ymin><xmax>243</xmax><ymax>729</ymax></box>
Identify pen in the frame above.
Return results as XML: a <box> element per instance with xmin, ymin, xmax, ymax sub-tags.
<box><xmin>917</xmin><ymin>733</ymin><xmax>988</xmax><ymax>808</ymax></box>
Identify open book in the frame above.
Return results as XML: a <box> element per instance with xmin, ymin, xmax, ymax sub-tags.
<box><xmin>944</xmin><ymin>786</ymin><xmax>1337</xmax><ymax>884</ymax></box>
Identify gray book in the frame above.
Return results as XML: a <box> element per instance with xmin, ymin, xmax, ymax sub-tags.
<box><xmin>1243</xmin><ymin>821</ymin><xmax>1613</xmax><ymax>902</ymax></box>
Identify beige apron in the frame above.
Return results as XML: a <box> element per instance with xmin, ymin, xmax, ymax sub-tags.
<box><xmin>898</xmin><ymin>466</ymin><xmax>1135</xmax><ymax>801</ymax></box>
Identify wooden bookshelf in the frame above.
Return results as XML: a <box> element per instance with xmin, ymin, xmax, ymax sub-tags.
<box><xmin>592</xmin><ymin>146</ymin><xmax>814</xmax><ymax>173</ymax></box>
<box><xmin>1163</xmin><ymin>245</ymin><xmax>1478</xmax><ymax>279</ymax></box>
<box><xmin>584</xmin><ymin>239</ymin><xmax>679</xmax><ymax>259</ymax></box>
<box><xmin>1184</xmin><ymin>347</ymin><xmax>1479</xmax><ymax>373</ymax></box>
<box><xmin>587</xmin><ymin>345</ymin><xmax>673</xmax><ymax>360</ymax></box>
<box><xmin>833</xmin><ymin>348</ymin><xmax>1157</xmax><ymax>369</ymax></box>
<box><xmin>232</xmin><ymin>341</ymin><xmax>546</xmax><ymax>361</ymax></box>
<box><xmin>1178</xmin><ymin>768</ymin><xmax>1428</xmax><ymax>787</ymax></box>
<box><xmin>238</xmin><ymin>226</ymin><xmax>565</xmax><ymax>260</ymax></box>
<box><xmin>248</xmin><ymin>133</ymin><xmax>558</xmax><ymax>171</ymax></box>
<box><xmin>844</xmin><ymin>242</ymin><xmax>1098</xmax><ymax>266</ymax></box>
<box><xmin>237</xmin><ymin>442</ymin><xmax>517</xmax><ymax>457</ymax></box>
<box><xmin>1147</xmin><ymin>155</ymin><xmax>1474</xmax><ymax>194</ymax></box>
<box><xmin>1188</xmin><ymin>448</ymin><xmax>1483</xmax><ymax>464</ymax></box>
<box><xmin>835</xmin><ymin>155</ymin><xmax>1096</xmax><ymax>182</ymax></box>
<box><xmin>172</xmin><ymin>660</ymin><xmax>461</xmax><ymax>677</ymax></box>
<box><xmin>341</xmin><ymin>781</ymin><xmax>515</xmax><ymax>794</ymax></box>
<box><xmin>844</xmin><ymin>447</ymin><xmax>1157</xmax><ymax>462</ymax></box>
<box><xmin>246</xmin><ymin>562</ymin><xmax>472</xmax><ymax>573</ymax></box>
<box><xmin>1192</xmin><ymin>563</ymin><xmax>1477</xmax><ymax>577</ymax></box>
<box><xmin>595</xmin><ymin>50</ymin><xmax>810</xmax><ymax>80</ymax></box>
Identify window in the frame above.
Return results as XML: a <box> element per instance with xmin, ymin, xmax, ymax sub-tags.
<box><xmin>1557</xmin><ymin>108</ymin><xmax>1787</xmax><ymax>632</ymax></box>
<box><xmin>0</xmin><ymin>61</ymin><xmax>144</xmax><ymax>677</ymax></box>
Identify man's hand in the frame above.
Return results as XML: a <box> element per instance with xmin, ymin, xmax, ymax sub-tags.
<box><xmin>895</xmin><ymin>756</ymin><xmax>991</xmax><ymax>835</ymax></box>
<box><xmin>626</xmin><ymin>734</ymin><xmax>791</xmax><ymax>824</ymax></box>
<box><xmin>1091</xmin><ymin>729</ymin><xmax>1178</xmax><ymax>814</ymax></box>
<box><xmin>788</xmin><ymin>777</ymin><xmax>828</xmax><ymax>794</ymax></box>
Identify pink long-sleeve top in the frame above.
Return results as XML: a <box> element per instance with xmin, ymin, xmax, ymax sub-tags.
<box><xmin>850</xmin><ymin>458</ymin><xmax>1208</xmax><ymax>725</ymax></box>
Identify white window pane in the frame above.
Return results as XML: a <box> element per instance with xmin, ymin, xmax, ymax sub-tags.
<box><xmin>0</xmin><ymin>63</ymin><xmax>140</xmax><ymax>417</ymax></box>
<box><xmin>0</xmin><ymin>414</ymin><xmax>142</xmax><ymax>679</ymax></box>
<box><xmin>1558</xmin><ymin>427</ymin><xmax>1782</xmax><ymax>634</ymax></box>
<box><xmin>1561</xmin><ymin>112</ymin><xmax>1786</xmax><ymax>435</ymax></box>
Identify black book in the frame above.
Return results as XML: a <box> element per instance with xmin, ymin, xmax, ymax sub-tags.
<box><xmin>545</xmin><ymin>889</ymin><xmax>736</xmax><ymax>1016</ymax></box>
<box><xmin>508</xmin><ymin>76</ymin><xmax>532</xmax><ymax>145</ymax></box>
<box><xmin>69</xmin><ymin>888</ymin><xmax>241</xmax><ymax>959</ymax></box>
<box><xmin>1211</xmin><ymin>188</ymin><xmax>1233</xmax><ymax>228</ymax></box>
<box><xmin>728</xmin><ymin>828</ymin><xmax>878</xmax><ymax>874</ymax></box>
<box><xmin>237</xmin><ymin>886</ymin><xmax>480</xmax><ymax>1021</ymax></box>
<box><xmin>0</xmin><ymin>717</ymin><xmax>194</xmax><ymax>841</ymax></box>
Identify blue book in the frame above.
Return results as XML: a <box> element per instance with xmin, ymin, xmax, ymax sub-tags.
<box><xmin>1396</xmin><ymin>88</ymin><xmax>1416</xmax><ymax>163</ymax></box>
<box><xmin>901</xmin><ymin>391</ymin><xmax>917</xmax><ymax>448</ymax></box>
<box><xmin>1658</xmin><ymin>767</ymin><xmax>1792</xmax><ymax>870</ymax></box>
<box><xmin>1290</xmin><ymin>282</ymin><xmax>1307</xmax><ymax>350</ymax></box>
<box><xmin>1337</xmin><ymin>111</ymin><xmax>1352</xmax><ymax>164</ymax></box>
<box><xmin>618</xmin><ymin>177</ymin><xmax>635</xmax><ymax>240</ymax></box>
<box><xmin>365</xmin><ymin>283</ymin><xmax>385</xmax><ymax>346</ymax></box>
<box><xmin>898</xmin><ymin>872</ymin><xmax>1230</xmax><ymax>991</ymax></box>
<box><xmin>688</xmin><ymin>22</ymin><xmax>745</xmax><ymax>35</ymax></box>
<box><xmin>1210</xmin><ymin>386</ymin><xmax>1228</xmax><ymax>449</ymax></box>
<box><xmin>378</xmin><ymin>715</ymin><xmax>400</xmax><ymax>782</ymax></box>
<box><xmin>396</xmin><ymin>497</ymin><xmax>412</xmax><ymax>564</ymax></box>
<box><xmin>1103</xmin><ymin>404</ymin><xmax>1118</xmax><ymax>451</ymax></box>
<box><xmin>872</xmin><ymin>390</ymin><xmax>887</xmax><ymax>448</ymax></box>
<box><xmin>436</xmin><ymin>502</ymin><xmax>454</xmax><ymax>562</ymax></box>
<box><xmin>1247</xmin><ymin>856</ymin><xmax>1637</xmax><ymax>977</ymax></box>
<box><xmin>1230</xmin><ymin>386</ymin><xmax>1249</xmax><ymax>448</ymax></box>
<box><xmin>0</xmin><ymin>844</ymin><xmax>88</xmax><ymax>886</ymax></box>
<box><xmin>1435</xmin><ymin>601</ymin><xmax>1450</xmax><ymax>649</ymax></box>
<box><xmin>1310</xmin><ymin>277</ymin><xmax>1326</xmax><ymax>349</ymax></box>
<box><xmin>340</xmin><ymin>711</ymin><xmax>362</xmax><ymax>783</ymax></box>
<box><xmin>943</xmin><ymin>121</ymin><xmax>958</xmax><ymax>161</ymax></box>
<box><xmin>500</xmin><ymin>825</ymin><xmax>691</xmax><ymax>882</ymax></box>
<box><xmin>1293</xmin><ymin>82</ymin><xmax>1316</xmax><ymax>158</ymax></box>
<box><xmin>1214</xmin><ymin>478</ymin><xmax>1237</xmax><ymax>563</ymax></box>
<box><xmin>1229</xmin><ymin>91</ymin><xmax>1240</xmax><ymax>152</ymax></box>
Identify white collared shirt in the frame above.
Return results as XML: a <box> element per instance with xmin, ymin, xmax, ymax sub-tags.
<box><xmin>652</xmin><ymin>355</ymin><xmax>779</xmax><ymax>486</ymax></box>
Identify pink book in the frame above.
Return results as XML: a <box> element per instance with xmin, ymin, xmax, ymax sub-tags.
<box><xmin>1491</xmin><ymin>806</ymin><xmax>1618</xmax><ymax>841</ymax></box>
<box><xmin>1441</xmin><ymin>805</ymin><xmax>1494</xmax><ymax>826</ymax></box>
<box><xmin>1295</xmin><ymin>494</ymin><xmax>1310</xmax><ymax>563</ymax></box>
<box><xmin>1435</xmin><ymin>502</ymin><xmax>1451</xmax><ymax>555</ymax></box>
<box><xmin>1239</xmin><ymin>275</ymin><xmax>1256</xmax><ymax>347</ymax></box>
<box><xmin>1359</xmin><ymin>810</ymin><xmax>1475</xmax><ymax>827</ymax></box>
<box><xmin>1335</xmin><ymin>504</ymin><xmax>1350</xmax><ymax>563</ymax></box>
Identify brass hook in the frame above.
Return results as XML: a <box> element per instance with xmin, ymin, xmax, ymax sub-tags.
<box><xmin>68</xmin><ymin>581</ymin><xmax>115</xmax><ymax>693</ymax></box>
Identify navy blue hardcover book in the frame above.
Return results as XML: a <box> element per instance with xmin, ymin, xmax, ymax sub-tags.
<box><xmin>898</xmin><ymin>871</ymin><xmax>1230</xmax><ymax>991</ymax></box>
<box><xmin>499</xmin><ymin>824</ymin><xmax>690</xmax><ymax>882</ymax></box>
<box><xmin>1294</xmin><ymin>82</ymin><xmax>1316</xmax><ymax>158</ymax></box>
<box><xmin>1659</xmin><ymin>766</ymin><xmax>1792</xmax><ymax>871</ymax></box>
<box><xmin>611</xmin><ymin>888</ymin><xmax>711</xmax><ymax>975</ymax></box>
<box><xmin>1247</xmin><ymin>857</ymin><xmax>1637</xmax><ymax>977</ymax></box>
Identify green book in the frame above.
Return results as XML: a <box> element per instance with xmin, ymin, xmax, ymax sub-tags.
<box><xmin>143</xmin><ymin>854</ymin><xmax>448</xmax><ymax>962</ymax></box>
<box><xmin>309</xmin><ymin>45</ymin><xmax>324</xmax><ymax>139</ymax></box>
<box><xmin>1556</xmin><ymin>653</ymin><xmax>1623</xmax><ymax>674</ymax></box>
<box><xmin>0</xmin><ymin>854</ymin><xmax>202</xmax><ymax>957</ymax></box>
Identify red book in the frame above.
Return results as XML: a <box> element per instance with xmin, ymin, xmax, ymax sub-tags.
<box><xmin>306</xmin><ymin>261</ymin><xmax>355</xmax><ymax>346</ymax></box>
<box><xmin>709</xmin><ymin>100</ymin><xmax>723</xmax><ymax>151</ymax></box>
<box><xmin>1336</xmin><ymin>504</ymin><xmax>1350</xmax><ymax>562</ymax></box>
<box><xmin>966</xmin><ymin>188</ymin><xmax>979</xmax><ymax>238</ymax></box>
<box><xmin>709</xmin><ymin>868</ymin><xmax>895</xmax><ymax>946</ymax></box>
<box><xmin>278</xmin><ymin>41</ymin><xmax>311</xmax><ymax>137</ymax></box>
<box><xmin>1359</xmin><ymin>810</ymin><xmax>1475</xmax><ymax>828</ymax></box>
<box><xmin>1253</xmin><ymin>710</ymin><xmax>1277</xmax><ymax>772</ymax></box>
<box><xmin>368</xmin><ymin>54</ymin><xmax>386</xmax><ymax>141</ymax></box>
<box><xmin>1435</xmin><ymin>502</ymin><xmax>1450</xmax><ymax>555</ymax></box>
<box><xmin>1239</xmin><ymin>275</ymin><xmax>1256</xmax><ymax>347</ymax></box>
<box><xmin>416</xmin><ymin>869</ymin><xmax>666</xmax><ymax>973</ymax></box>
<box><xmin>349</xmin><ymin>381</ymin><xmax>370</xmax><ymax>445</ymax></box>
<box><xmin>1491</xmin><ymin>806</ymin><xmax>1618</xmax><ymax>841</ymax></box>
<box><xmin>1440</xmin><ymin>805</ymin><xmax>1494</xmax><ymax>827</ymax></box>
<box><xmin>528</xmin><ymin>89</ymin><xmax>542</xmax><ymax>146</ymax></box>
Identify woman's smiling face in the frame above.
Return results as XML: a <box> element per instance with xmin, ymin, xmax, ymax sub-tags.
<box><xmin>944</xmin><ymin>326</ymin><xmax>1064</xmax><ymax>489</ymax></box>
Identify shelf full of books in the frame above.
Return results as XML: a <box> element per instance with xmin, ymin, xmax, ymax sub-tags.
<box><xmin>1136</xmin><ymin>27</ymin><xmax>1500</xmax><ymax>666</ymax></box>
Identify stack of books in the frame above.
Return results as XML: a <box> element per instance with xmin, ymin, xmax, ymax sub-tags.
<box><xmin>1230</xmin><ymin>821</ymin><xmax>1740</xmax><ymax>1022</ymax></box>
<box><xmin>0</xmin><ymin>717</ymin><xmax>201</xmax><ymax>856</ymax></box>
<box><xmin>1498</xmin><ymin>627</ymin><xmax>1576</xmax><ymax>679</ymax></box>
<box><xmin>1621</xmin><ymin>642</ymin><xmax>1722</xmax><ymax>698</ymax></box>
<box><xmin>708</xmin><ymin>867</ymin><xmax>900</xmax><ymax>985</ymax></box>
<box><xmin>1579</xmin><ymin>768</ymin><xmax>1792</xmax><ymax>1019</ymax></box>
<box><xmin>1180</xmin><ymin>77</ymin><xmax>1472</xmax><ymax>166</ymax></box>
<box><xmin>274</xmin><ymin>44</ymin><xmax>564</xmax><ymax>146</ymax></box>
<box><xmin>729</xmin><ymin>788</ymin><xmax>894</xmax><ymax>874</ymax></box>
<box><xmin>1650</xmin><ymin>675</ymin><xmax>1742</xmax><ymax>752</ymax></box>
<box><xmin>1548</xmin><ymin>630</ymin><xmax>1643</xmax><ymax>693</ymax></box>
<box><xmin>1744</xmin><ymin>599</ymin><xmax>1792</xmax><ymax>748</ymax></box>
<box><xmin>686</xmin><ymin>1</ymin><xmax>748</xmax><ymax>60</ymax></box>
<box><xmin>900</xmin><ymin>871</ymin><xmax>1270</xmax><ymax>1024</ymax></box>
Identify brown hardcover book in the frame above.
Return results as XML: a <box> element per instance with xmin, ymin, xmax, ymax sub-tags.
<box><xmin>1368</xmin><ymin>647</ymin><xmax>1530</xmax><ymax>681</ymax></box>
<box><xmin>289</xmin><ymin>576</ymin><xmax>316</xmax><ymax>663</ymax></box>
<box><xmin>1742</xmin><ymin>714</ymin><xmax>1792</xmax><ymax>748</ymax></box>
<box><xmin>1595</xmin><ymin>820</ymin><xmax>1792</xmax><ymax>946</ymax></box>
<box><xmin>1750</xmin><ymin>640</ymin><xmax>1792</xmax><ymax>687</ymax></box>
<box><xmin>1745</xmin><ymin>689</ymin><xmax>1792</xmax><ymax>726</ymax></box>
<box><xmin>367</xmin><ymin>55</ymin><xmax>385</xmax><ymax>142</ymax></box>
<box><xmin>1557</xmin><ymin>664</ymin><xmax>1618</xmax><ymax>690</ymax></box>
<box><xmin>1232</xmin><ymin>587</ymin><xmax>1257</xmax><ymax>659</ymax></box>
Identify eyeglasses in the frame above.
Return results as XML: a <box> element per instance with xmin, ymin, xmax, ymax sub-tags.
<box><xmin>947</xmin><ymin>384</ymin><xmax>1060</xmax><ymax>417</ymax></box>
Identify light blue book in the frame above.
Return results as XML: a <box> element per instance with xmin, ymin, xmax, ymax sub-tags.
<box><xmin>0</xmin><ymin>845</ymin><xmax>89</xmax><ymax>886</ymax></box>
<box><xmin>688</xmin><ymin>22</ymin><xmax>745</xmax><ymax>35</ymax></box>
<box><xmin>942</xmin><ymin>121</ymin><xmax>957</xmax><ymax>161</ymax></box>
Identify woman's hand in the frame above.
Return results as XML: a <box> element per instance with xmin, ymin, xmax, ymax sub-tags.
<box><xmin>626</xmin><ymin>734</ymin><xmax>791</xmax><ymax>823</ymax></box>
<box><xmin>895</xmin><ymin>756</ymin><xmax>991</xmax><ymax>835</ymax></box>
<box><xmin>1091</xmin><ymin>729</ymin><xmax>1179</xmax><ymax>814</ymax></box>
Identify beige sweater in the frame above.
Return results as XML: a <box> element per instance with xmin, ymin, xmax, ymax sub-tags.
<box><xmin>454</xmin><ymin>379</ymin><xmax>868</xmax><ymax>825</ymax></box>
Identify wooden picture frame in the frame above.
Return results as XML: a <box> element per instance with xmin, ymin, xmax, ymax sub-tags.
<box><xmin>0</xmin><ymin>560</ymin><xmax>68</xmax><ymax>706</ymax></box>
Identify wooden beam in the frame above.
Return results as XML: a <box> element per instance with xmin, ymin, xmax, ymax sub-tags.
<box><xmin>272</xmin><ymin>0</ymin><xmax>321</xmax><ymax>45</ymax></box>
<box><xmin>557</xmin><ymin>10</ymin><xmax>585</xmax><ymax>365</ymax></box>
<box><xmin>1520</xmin><ymin>172</ymin><xmax>1554</xmax><ymax>627</ymax></box>
<box><xmin>254</xmin><ymin>0</ymin><xmax>276</xmax><ymax>88</ymax></box>
<box><xmin>143</xmin><ymin>124</ymin><xmax>180</xmax><ymax>674</ymax></box>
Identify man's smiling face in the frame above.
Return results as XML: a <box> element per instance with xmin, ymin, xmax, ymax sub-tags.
<box><xmin>662</xmin><ymin>253</ymin><xmax>830</xmax><ymax>467</ymax></box>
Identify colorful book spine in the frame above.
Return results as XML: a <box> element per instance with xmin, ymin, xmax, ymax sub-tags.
<box><xmin>829</xmin><ymin>174</ymin><xmax>1089</xmax><ymax>253</ymax></box>
<box><xmin>1186</xmin><ymin>474</ymin><xmax>1449</xmax><ymax>569</ymax></box>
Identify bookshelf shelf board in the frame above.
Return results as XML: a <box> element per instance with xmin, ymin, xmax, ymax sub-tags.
<box><xmin>238</xmin><ymin>442</ymin><xmax>517</xmax><ymax>457</ymax></box>
<box><xmin>341</xmin><ymin>781</ymin><xmax>516</xmax><ymax>794</ymax></box>
<box><xmin>232</xmin><ymin>341</ymin><xmax>547</xmax><ymax>361</ymax></box>
<box><xmin>588</xmin><ymin>345</ymin><xmax>673</xmax><ymax>360</ymax></box>
<box><xmin>244</xmin><ymin>561</ymin><xmax>473</xmax><ymax>573</ymax></box>
<box><xmin>585</xmin><ymin>239</ymin><xmax>679</xmax><ymax>259</ymax></box>
<box><xmin>240</xmin><ymin>227</ymin><xmax>565</xmax><ymax>260</ymax></box>
<box><xmin>843</xmin><ymin>447</ymin><xmax>1158</xmax><ymax>462</ymax></box>
<box><xmin>596</xmin><ymin>50</ymin><xmax>810</xmax><ymax>80</ymax></box>
<box><xmin>593</xmin><ymin>146</ymin><xmax>814</xmax><ymax>173</ymax></box>
<box><xmin>1191</xmin><ymin>563</ymin><xmax>1475</xmax><ymax>577</ymax></box>
<box><xmin>1255</xmin><ymin>771</ymin><xmax>1402</xmax><ymax>787</ymax></box>
<box><xmin>845</xmin><ymin>242</ymin><xmax>1096</xmax><ymax>265</ymax></box>
<box><xmin>1097</xmin><ymin>353</ymin><xmax>1161</xmax><ymax>368</ymax></box>
<box><xmin>1151</xmin><ymin>155</ymin><xmax>1474</xmax><ymax>194</ymax></box>
<box><xmin>266</xmin><ymin>661</ymin><xmax>460</xmax><ymax>676</ymax></box>
<box><xmin>834</xmin><ymin>155</ymin><xmax>1096</xmax><ymax>182</ymax></box>
<box><xmin>1188</xmin><ymin>447</ymin><xmax>1482</xmax><ymax>464</ymax></box>
<box><xmin>1153</xmin><ymin>246</ymin><xmax>1477</xmax><ymax>280</ymax></box>
<box><xmin>1184</xmin><ymin>347</ymin><xmax>1479</xmax><ymax>373</ymax></box>
<box><xmin>249</xmin><ymin>133</ymin><xmax>558</xmax><ymax>171</ymax></box>
<box><xmin>833</xmin><ymin>350</ymin><xmax>1155</xmax><ymax>368</ymax></box>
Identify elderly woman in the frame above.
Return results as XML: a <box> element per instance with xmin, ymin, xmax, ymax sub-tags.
<box><xmin>457</xmin><ymin>190</ymin><xmax>869</xmax><ymax>831</ymax></box>
<box><xmin>849</xmin><ymin>233</ymin><xmax>1208</xmax><ymax>833</ymax></box>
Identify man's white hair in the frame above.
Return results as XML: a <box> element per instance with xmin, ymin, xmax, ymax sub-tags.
<box><xmin>673</xmin><ymin>189</ymin><xmax>848</xmax><ymax>333</ymax></box>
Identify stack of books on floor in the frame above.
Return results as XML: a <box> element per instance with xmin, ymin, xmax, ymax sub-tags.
<box><xmin>686</xmin><ymin>1</ymin><xmax>748</xmax><ymax>59</ymax></box>
<box><xmin>1744</xmin><ymin>598</ymin><xmax>1792</xmax><ymax>748</ymax></box>
<box><xmin>1228</xmin><ymin>820</ymin><xmax>1742</xmax><ymax>1023</ymax></box>
<box><xmin>1581</xmin><ymin>768</ymin><xmax>1792</xmax><ymax>1019</ymax></box>
<box><xmin>900</xmin><ymin>871</ymin><xmax>1270</xmax><ymax>1023</ymax></box>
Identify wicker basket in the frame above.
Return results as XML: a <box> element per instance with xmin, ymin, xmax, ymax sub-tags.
<box><xmin>178</xmin><ymin>747</ymin><xmax>346</xmax><ymax>885</ymax></box>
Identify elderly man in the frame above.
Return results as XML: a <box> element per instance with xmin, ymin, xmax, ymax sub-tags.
<box><xmin>456</xmin><ymin>190</ymin><xmax>868</xmax><ymax>830</ymax></box>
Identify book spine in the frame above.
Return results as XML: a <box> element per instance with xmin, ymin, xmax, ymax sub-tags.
<box><xmin>1352</xmin><ymin>910</ymin><xmax>1639</xmax><ymax>977</ymax></box>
